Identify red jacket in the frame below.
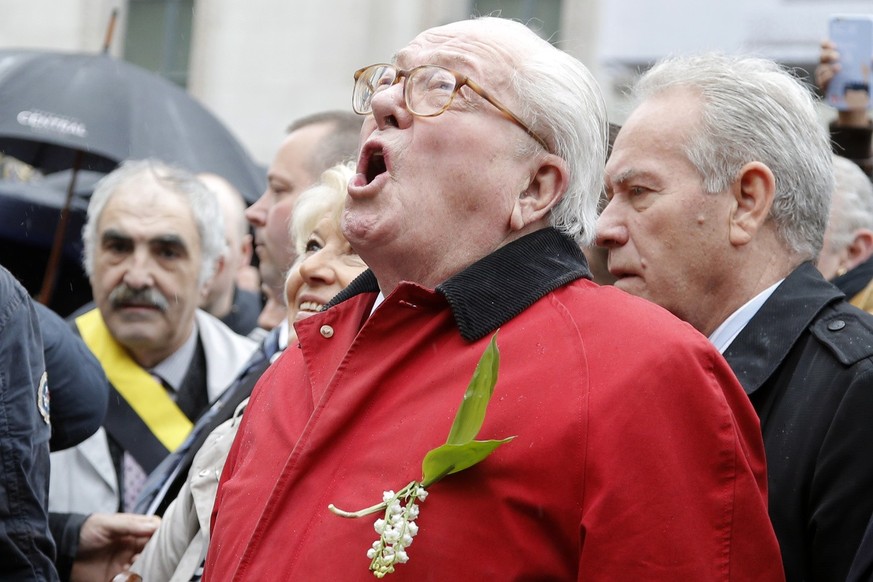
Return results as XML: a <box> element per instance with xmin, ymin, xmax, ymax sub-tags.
<box><xmin>205</xmin><ymin>230</ymin><xmax>783</xmax><ymax>581</ymax></box>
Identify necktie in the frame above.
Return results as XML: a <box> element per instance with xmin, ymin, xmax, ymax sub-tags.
<box><xmin>122</xmin><ymin>452</ymin><xmax>148</xmax><ymax>512</ymax></box>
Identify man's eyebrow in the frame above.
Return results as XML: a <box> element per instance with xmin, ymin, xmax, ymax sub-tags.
<box><xmin>101</xmin><ymin>229</ymin><xmax>130</xmax><ymax>243</ymax></box>
<box><xmin>150</xmin><ymin>234</ymin><xmax>188</xmax><ymax>249</ymax></box>
<box><xmin>607</xmin><ymin>168</ymin><xmax>660</xmax><ymax>189</ymax></box>
<box><xmin>608</xmin><ymin>168</ymin><xmax>638</xmax><ymax>188</ymax></box>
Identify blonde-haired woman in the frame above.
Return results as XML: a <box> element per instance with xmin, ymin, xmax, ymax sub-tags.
<box><xmin>283</xmin><ymin>162</ymin><xmax>364</xmax><ymax>331</ymax></box>
<box><xmin>126</xmin><ymin>163</ymin><xmax>366</xmax><ymax>582</ymax></box>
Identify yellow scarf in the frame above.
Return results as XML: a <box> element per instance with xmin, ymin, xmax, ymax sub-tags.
<box><xmin>75</xmin><ymin>308</ymin><xmax>192</xmax><ymax>451</ymax></box>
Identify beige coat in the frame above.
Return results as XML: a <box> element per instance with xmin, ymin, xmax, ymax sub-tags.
<box><xmin>130</xmin><ymin>400</ymin><xmax>246</xmax><ymax>582</ymax></box>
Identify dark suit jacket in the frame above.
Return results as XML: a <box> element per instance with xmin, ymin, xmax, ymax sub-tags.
<box><xmin>723</xmin><ymin>262</ymin><xmax>873</xmax><ymax>581</ymax></box>
<box><xmin>848</xmin><ymin>511</ymin><xmax>873</xmax><ymax>582</ymax></box>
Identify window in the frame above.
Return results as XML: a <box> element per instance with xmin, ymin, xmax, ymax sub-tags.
<box><xmin>123</xmin><ymin>0</ymin><xmax>193</xmax><ymax>88</ymax></box>
<box><xmin>471</xmin><ymin>0</ymin><xmax>562</xmax><ymax>43</ymax></box>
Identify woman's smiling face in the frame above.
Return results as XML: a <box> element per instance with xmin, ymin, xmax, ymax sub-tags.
<box><xmin>285</xmin><ymin>213</ymin><xmax>368</xmax><ymax>326</ymax></box>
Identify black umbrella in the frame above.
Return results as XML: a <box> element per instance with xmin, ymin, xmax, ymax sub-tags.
<box><xmin>0</xmin><ymin>176</ymin><xmax>94</xmax><ymax>315</ymax></box>
<box><xmin>0</xmin><ymin>45</ymin><xmax>265</xmax><ymax>304</ymax></box>
<box><xmin>0</xmin><ymin>48</ymin><xmax>264</xmax><ymax>199</ymax></box>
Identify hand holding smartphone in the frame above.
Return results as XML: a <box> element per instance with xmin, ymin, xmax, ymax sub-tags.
<box><xmin>826</xmin><ymin>14</ymin><xmax>873</xmax><ymax>111</ymax></box>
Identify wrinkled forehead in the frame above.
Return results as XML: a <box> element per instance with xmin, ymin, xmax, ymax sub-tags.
<box><xmin>395</xmin><ymin>19</ymin><xmax>525</xmax><ymax>81</ymax></box>
<box><xmin>100</xmin><ymin>179</ymin><xmax>195</xmax><ymax>229</ymax></box>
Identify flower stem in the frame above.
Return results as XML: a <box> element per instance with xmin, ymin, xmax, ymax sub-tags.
<box><xmin>328</xmin><ymin>501</ymin><xmax>387</xmax><ymax>518</ymax></box>
<box><xmin>328</xmin><ymin>481</ymin><xmax>419</xmax><ymax>518</ymax></box>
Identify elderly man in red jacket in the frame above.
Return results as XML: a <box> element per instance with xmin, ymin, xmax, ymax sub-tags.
<box><xmin>204</xmin><ymin>17</ymin><xmax>784</xmax><ymax>581</ymax></box>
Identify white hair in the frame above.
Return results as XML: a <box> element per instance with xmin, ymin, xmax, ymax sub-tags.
<box><xmin>82</xmin><ymin>159</ymin><xmax>225</xmax><ymax>286</ymax></box>
<box><xmin>826</xmin><ymin>155</ymin><xmax>873</xmax><ymax>252</ymax></box>
<box><xmin>633</xmin><ymin>53</ymin><xmax>834</xmax><ymax>259</ymax></box>
<box><xmin>475</xmin><ymin>16</ymin><xmax>608</xmax><ymax>246</ymax></box>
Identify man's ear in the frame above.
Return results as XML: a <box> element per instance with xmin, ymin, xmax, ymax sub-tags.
<box><xmin>728</xmin><ymin>161</ymin><xmax>775</xmax><ymax>246</ymax></box>
<box><xmin>201</xmin><ymin>255</ymin><xmax>226</xmax><ymax>299</ymax></box>
<box><xmin>240</xmin><ymin>233</ymin><xmax>254</xmax><ymax>270</ymax></box>
<box><xmin>844</xmin><ymin>228</ymin><xmax>873</xmax><ymax>271</ymax></box>
<box><xmin>509</xmin><ymin>155</ymin><xmax>569</xmax><ymax>232</ymax></box>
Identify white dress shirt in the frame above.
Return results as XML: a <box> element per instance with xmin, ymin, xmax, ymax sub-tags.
<box><xmin>709</xmin><ymin>280</ymin><xmax>783</xmax><ymax>353</ymax></box>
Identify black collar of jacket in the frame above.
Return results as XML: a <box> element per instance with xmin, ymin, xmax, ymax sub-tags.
<box><xmin>722</xmin><ymin>262</ymin><xmax>845</xmax><ymax>395</ymax></box>
<box><xmin>326</xmin><ymin>227</ymin><xmax>591</xmax><ymax>342</ymax></box>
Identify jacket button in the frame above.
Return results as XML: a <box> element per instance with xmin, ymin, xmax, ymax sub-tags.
<box><xmin>320</xmin><ymin>325</ymin><xmax>334</xmax><ymax>338</ymax></box>
<box><xmin>827</xmin><ymin>320</ymin><xmax>846</xmax><ymax>331</ymax></box>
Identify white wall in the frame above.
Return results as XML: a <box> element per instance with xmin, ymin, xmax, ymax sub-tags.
<box><xmin>0</xmin><ymin>0</ymin><xmax>119</xmax><ymax>53</ymax></box>
<box><xmin>597</xmin><ymin>0</ymin><xmax>872</xmax><ymax>122</ymax></box>
<box><xmin>187</xmin><ymin>0</ymin><xmax>472</xmax><ymax>164</ymax></box>
<box><xmin>599</xmin><ymin>0</ymin><xmax>867</xmax><ymax>64</ymax></box>
<box><xmin>2</xmin><ymin>0</ymin><xmax>868</xmax><ymax>163</ymax></box>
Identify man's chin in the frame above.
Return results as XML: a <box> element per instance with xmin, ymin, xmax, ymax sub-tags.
<box><xmin>257</xmin><ymin>259</ymin><xmax>286</xmax><ymax>292</ymax></box>
<box><xmin>111</xmin><ymin>330</ymin><xmax>164</xmax><ymax>354</ymax></box>
<box><xmin>341</xmin><ymin>210</ymin><xmax>388</xmax><ymax>251</ymax></box>
<box><xmin>103</xmin><ymin>313</ymin><xmax>164</xmax><ymax>345</ymax></box>
<box><xmin>613</xmin><ymin>276</ymin><xmax>645</xmax><ymax>296</ymax></box>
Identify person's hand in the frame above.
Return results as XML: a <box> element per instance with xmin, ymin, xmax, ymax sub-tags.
<box><xmin>70</xmin><ymin>512</ymin><xmax>160</xmax><ymax>582</ymax></box>
<box><xmin>814</xmin><ymin>39</ymin><xmax>840</xmax><ymax>93</ymax></box>
<box><xmin>815</xmin><ymin>38</ymin><xmax>872</xmax><ymax>127</ymax></box>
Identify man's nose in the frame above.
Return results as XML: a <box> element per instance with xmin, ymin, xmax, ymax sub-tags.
<box><xmin>370</xmin><ymin>80</ymin><xmax>413</xmax><ymax>131</ymax></box>
<box><xmin>245</xmin><ymin>191</ymin><xmax>269</xmax><ymax>228</ymax></box>
<box><xmin>121</xmin><ymin>249</ymin><xmax>155</xmax><ymax>289</ymax></box>
<box><xmin>595</xmin><ymin>200</ymin><xmax>628</xmax><ymax>248</ymax></box>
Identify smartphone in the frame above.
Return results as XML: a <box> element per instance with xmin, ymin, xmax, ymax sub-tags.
<box><xmin>826</xmin><ymin>14</ymin><xmax>873</xmax><ymax>111</ymax></box>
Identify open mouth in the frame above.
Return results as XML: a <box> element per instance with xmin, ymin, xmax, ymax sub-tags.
<box><xmin>360</xmin><ymin>142</ymin><xmax>388</xmax><ymax>185</ymax></box>
<box><xmin>367</xmin><ymin>152</ymin><xmax>386</xmax><ymax>183</ymax></box>
<box><xmin>298</xmin><ymin>300</ymin><xmax>324</xmax><ymax>313</ymax></box>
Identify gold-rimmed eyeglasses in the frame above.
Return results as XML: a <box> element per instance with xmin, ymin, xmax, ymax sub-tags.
<box><xmin>352</xmin><ymin>63</ymin><xmax>550</xmax><ymax>152</ymax></box>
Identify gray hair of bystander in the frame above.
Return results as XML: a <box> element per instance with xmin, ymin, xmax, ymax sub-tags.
<box><xmin>825</xmin><ymin>155</ymin><xmax>873</xmax><ymax>252</ymax></box>
<box><xmin>633</xmin><ymin>53</ymin><xmax>834</xmax><ymax>259</ymax></box>
<box><xmin>82</xmin><ymin>159</ymin><xmax>225</xmax><ymax>286</ymax></box>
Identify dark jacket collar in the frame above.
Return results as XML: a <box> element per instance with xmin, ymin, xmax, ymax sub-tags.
<box><xmin>326</xmin><ymin>227</ymin><xmax>591</xmax><ymax>342</ymax></box>
<box><xmin>722</xmin><ymin>262</ymin><xmax>845</xmax><ymax>395</ymax></box>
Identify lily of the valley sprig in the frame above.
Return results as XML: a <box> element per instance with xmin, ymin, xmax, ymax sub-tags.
<box><xmin>328</xmin><ymin>332</ymin><xmax>514</xmax><ymax>578</ymax></box>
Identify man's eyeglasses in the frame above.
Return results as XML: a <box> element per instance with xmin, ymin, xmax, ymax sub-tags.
<box><xmin>352</xmin><ymin>63</ymin><xmax>550</xmax><ymax>152</ymax></box>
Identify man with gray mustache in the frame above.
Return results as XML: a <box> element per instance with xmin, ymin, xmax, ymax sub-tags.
<box><xmin>108</xmin><ymin>285</ymin><xmax>171</xmax><ymax>312</ymax></box>
<box><xmin>48</xmin><ymin>159</ymin><xmax>256</xmax><ymax>581</ymax></box>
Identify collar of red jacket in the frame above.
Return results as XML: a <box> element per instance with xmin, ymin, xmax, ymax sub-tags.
<box><xmin>326</xmin><ymin>227</ymin><xmax>591</xmax><ymax>342</ymax></box>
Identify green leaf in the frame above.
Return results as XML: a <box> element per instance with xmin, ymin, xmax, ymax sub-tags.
<box><xmin>421</xmin><ymin>437</ymin><xmax>514</xmax><ymax>487</ymax></box>
<box><xmin>445</xmin><ymin>332</ymin><xmax>500</xmax><ymax>446</ymax></box>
